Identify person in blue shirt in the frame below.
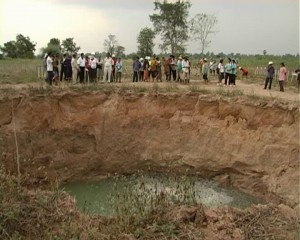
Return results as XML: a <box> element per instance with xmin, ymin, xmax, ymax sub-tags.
<box><xmin>133</xmin><ymin>57</ymin><xmax>141</xmax><ymax>82</ymax></box>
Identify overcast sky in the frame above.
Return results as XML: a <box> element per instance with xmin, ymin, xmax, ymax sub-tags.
<box><xmin>0</xmin><ymin>0</ymin><xmax>299</xmax><ymax>55</ymax></box>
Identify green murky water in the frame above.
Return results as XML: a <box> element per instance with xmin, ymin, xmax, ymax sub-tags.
<box><xmin>63</xmin><ymin>174</ymin><xmax>264</xmax><ymax>216</ymax></box>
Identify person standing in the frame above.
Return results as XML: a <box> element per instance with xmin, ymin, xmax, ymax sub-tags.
<box><xmin>264</xmin><ymin>61</ymin><xmax>275</xmax><ymax>90</ymax></box>
<box><xmin>102</xmin><ymin>52</ymin><xmax>113</xmax><ymax>83</ymax></box>
<box><xmin>97</xmin><ymin>56</ymin><xmax>103</xmax><ymax>80</ymax></box>
<box><xmin>217</xmin><ymin>59</ymin><xmax>225</xmax><ymax>86</ymax></box>
<box><xmin>139</xmin><ymin>58</ymin><xmax>144</xmax><ymax>81</ymax></box>
<box><xmin>278</xmin><ymin>62</ymin><xmax>287</xmax><ymax>92</ymax></box>
<box><xmin>231</xmin><ymin>59</ymin><xmax>237</xmax><ymax>87</ymax></box>
<box><xmin>163</xmin><ymin>57</ymin><xmax>170</xmax><ymax>81</ymax></box>
<box><xmin>60</xmin><ymin>53</ymin><xmax>66</xmax><ymax>81</ymax></box>
<box><xmin>156</xmin><ymin>57</ymin><xmax>162</xmax><ymax>82</ymax></box>
<box><xmin>202</xmin><ymin>58</ymin><xmax>209</xmax><ymax>84</ymax></box>
<box><xmin>71</xmin><ymin>54</ymin><xmax>79</xmax><ymax>84</ymax></box>
<box><xmin>116</xmin><ymin>57</ymin><xmax>123</xmax><ymax>83</ymax></box>
<box><xmin>182</xmin><ymin>56</ymin><xmax>190</xmax><ymax>84</ymax></box>
<box><xmin>199</xmin><ymin>58</ymin><xmax>204</xmax><ymax>75</ymax></box>
<box><xmin>177</xmin><ymin>56</ymin><xmax>183</xmax><ymax>82</ymax></box>
<box><xmin>46</xmin><ymin>52</ymin><xmax>54</xmax><ymax>85</ymax></box>
<box><xmin>143</xmin><ymin>57</ymin><xmax>150</xmax><ymax>82</ymax></box>
<box><xmin>77</xmin><ymin>53</ymin><xmax>85</xmax><ymax>83</ymax></box>
<box><xmin>295</xmin><ymin>67</ymin><xmax>300</xmax><ymax>91</ymax></box>
<box><xmin>224</xmin><ymin>58</ymin><xmax>232</xmax><ymax>86</ymax></box>
<box><xmin>65</xmin><ymin>54</ymin><xmax>72</xmax><ymax>81</ymax></box>
<box><xmin>170</xmin><ymin>55</ymin><xmax>177</xmax><ymax>81</ymax></box>
<box><xmin>133</xmin><ymin>57</ymin><xmax>141</xmax><ymax>82</ymax></box>
<box><xmin>84</xmin><ymin>56</ymin><xmax>90</xmax><ymax>83</ymax></box>
<box><xmin>150</xmin><ymin>56</ymin><xmax>158</xmax><ymax>82</ymax></box>
<box><xmin>53</xmin><ymin>54</ymin><xmax>60</xmax><ymax>85</ymax></box>
<box><xmin>111</xmin><ymin>54</ymin><xmax>117</xmax><ymax>82</ymax></box>
<box><xmin>89</xmin><ymin>53</ymin><xmax>97</xmax><ymax>83</ymax></box>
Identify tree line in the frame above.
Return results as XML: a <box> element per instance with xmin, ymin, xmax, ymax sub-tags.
<box><xmin>0</xmin><ymin>0</ymin><xmax>220</xmax><ymax>59</ymax></box>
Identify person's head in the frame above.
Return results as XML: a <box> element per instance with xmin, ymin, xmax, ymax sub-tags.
<box><xmin>204</xmin><ymin>58</ymin><xmax>207</xmax><ymax>62</ymax></box>
<box><xmin>280</xmin><ymin>62</ymin><xmax>285</xmax><ymax>67</ymax></box>
<box><xmin>112</xmin><ymin>54</ymin><xmax>115</xmax><ymax>59</ymax></box>
<box><xmin>268</xmin><ymin>61</ymin><xmax>273</xmax><ymax>65</ymax></box>
<box><xmin>72</xmin><ymin>54</ymin><xmax>77</xmax><ymax>58</ymax></box>
<box><xmin>63</xmin><ymin>53</ymin><xmax>66</xmax><ymax>57</ymax></box>
<box><xmin>117</xmin><ymin>57</ymin><xmax>121</xmax><ymax>61</ymax></box>
<box><xmin>81</xmin><ymin>53</ymin><xmax>84</xmax><ymax>58</ymax></box>
<box><xmin>136</xmin><ymin>56</ymin><xmax>139</xmax><ymax>61</ymax></box>
<box><xmin>106</xmin><ymin>52</ymin><xmax>110</xmax><ymax>58</ymax></box>
<box><xmin>228</xmin><ymin>57</ymin><xmax>232</xmax><ymax>62</ymax></box>
<box><xmin>220</xmin><ymin>59</ymin><xmax>223</xmax><ymax>63</ymax></box>
<box><xmin>47</xmin><ymin>51</ymin><xmax>52</xmax><ymax>57</ymax></box>
<box><xmin>232</xmin><ymin>59</ymin><xmax>236</xmax><ymax>63</ymax></box>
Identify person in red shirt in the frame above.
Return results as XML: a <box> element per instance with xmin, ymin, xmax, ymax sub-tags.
<box><xmin>239</xmin><ymin>67</ymin><xmax>248</xmax><ymax>77</ymax></box>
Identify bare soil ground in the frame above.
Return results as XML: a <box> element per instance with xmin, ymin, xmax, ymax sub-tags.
<box><xmin>0</xmin><ymin>77</ymin><xmax>298</xmax><ymax>102</ymax></box>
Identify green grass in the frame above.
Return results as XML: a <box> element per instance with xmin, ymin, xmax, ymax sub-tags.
<box><xmin>0</xmin><ymin>59</ymin><xmax>42</xmax><ymax>84</ymax></box>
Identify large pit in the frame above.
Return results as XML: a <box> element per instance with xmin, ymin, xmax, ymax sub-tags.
<box><xmin>0</xmin><ymin>88</ymin><xmax>299</xmax><ymax>211</ymax></box>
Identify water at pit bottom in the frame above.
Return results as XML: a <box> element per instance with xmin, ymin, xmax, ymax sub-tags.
<box><xmin>63</xmin><ymin>174</ymin><xmax>264</xmax><ymax>216</ymax></box>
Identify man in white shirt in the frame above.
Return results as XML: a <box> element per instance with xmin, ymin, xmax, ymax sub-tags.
<box><xmin>77</xmin><ymin>53</ymin><xmax>85</xmax><ymax>83</ymax></box>
<box><xmin>102</xmin><ymin>52</ymin><xmax>113</xmax><ymax>83</ymax></box>
<box><xmin>182</xmin><ymin>56</ymin><xmax>190</xmax><ymax>84</ymax></box>
<box><xmin>89</xmin><ymin>52</ymin><xmax>98</xmax><ymax>83</ymax></box>
<box><xmin>46</xmin><ymin>52</ymin><xmax>54</xmax><ymax>85</ymax></box>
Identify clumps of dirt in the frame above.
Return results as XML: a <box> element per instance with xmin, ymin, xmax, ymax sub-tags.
<box><xmin>203</xmin><ymin>205</ymin><xmax>299</xmax><ymax>240</ymax></box>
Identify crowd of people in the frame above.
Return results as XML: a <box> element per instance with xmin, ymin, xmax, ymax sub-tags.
<box><xmin>44</xmin><ymin>52</ymin><xmax>298</xmax><ymax>92</ymax></box>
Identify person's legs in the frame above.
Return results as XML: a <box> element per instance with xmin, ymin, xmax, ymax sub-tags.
<box><xmin>103</xmin><ymin>68</ymin><xmax>108</xmax><ymax>82</ymax></box>
<box><xmin>60</xmin><ymin>66</ymin><xmax>64</xmax><ymax>81</ymax></box>
<box><xmin>268</xmin><ymin>77</ymin><xmax>273</xmax><ymax>90</ymax></box>
<box><xmin>172</xmin><ymin>70</ymin><xmax>176</xmax><ymax>81</ymax></box>
<box><xmin>232</xmin><ymin>74</ymin><xmax>236</xmax><ymax>86</ymax></box>
<box><xmin>107</xmin><ymin>68</ymin><xmax>112</xmax><ymax>82</ymax></box>
<box><xmin>47</xmin><ymin>71</ymin><xmax>54</xmax><ymax>85</ymax></box>
<box><xmin>72</xmin><ymin>68</ymin><xmax>77</xmax><ymax>84</ymax></box>
<box><xmin>264</xmin><ymin>77</ymin><xmax>269</xmax><ymax>89</ymax></box>
<box><xmin>79</xmin><ymin>67</ymin><xmax>85</xmax><ymax>83</ymax></box>
<box><xmin>224</xmin><ymin>73</ymin><xmax>229</xmax><ymax>85</ymax></box>
<box><xmin>279</xmin><ymin>80</ymin><xmax>284</xmax><ymax>92</ymax></box>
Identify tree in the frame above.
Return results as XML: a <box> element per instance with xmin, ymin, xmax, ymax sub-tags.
<box><xmin>149</xmin><ymin>0</ymin><xmax>191</xmax><ymax>55</ymax></box>
<box><xmin>61</xmin><ymin>38</ymin><xmax>80</xmax><ymax>54</ymax></box>
<box><xmin>103</xmin><ymin>34</ymin><xmax>118</xmax><ymax>55</ymax></box>
<box><xmin>0</xmin><ymin>41</ymin><xmax>18</xmax><ymax>58</ymax></box>
<box><xmin>41</xmin><ymin>38</ymin><xmax>62</xmax><ymax>56</ymax></box>
<box><xmin>114</xmin><ymin>45</ymin><xmax>126</xmax><ymax>58</ymax></box>
<box><xmin>190</xmin><ymin>13</ymin><xmax>218</xmax><ymax>54</ymax></box>
<box><xmin>1</xmin><ymin>34</ymin><xmax>36</xmax><ymax>58</ymax></box>
<box><xmin>263</xmin><ymin>50</ymin><xmax>267</xmax><ymax>56</ymax></box>
<box><xmin>137</xmin><ymin>27</ymin><xmax>156</xmax><ymax>57</ymax></box>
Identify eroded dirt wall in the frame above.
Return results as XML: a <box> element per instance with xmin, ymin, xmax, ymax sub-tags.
<box><xmin>0</xmin><ymin>92</ymin><xmax>299</xmax><ymax>208</ymax></box>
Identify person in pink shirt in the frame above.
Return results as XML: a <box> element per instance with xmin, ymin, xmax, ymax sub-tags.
<box><xmin>278</xmin><ymin>62</ymin><xmax>287</xmax><ymax>92</ymax></box>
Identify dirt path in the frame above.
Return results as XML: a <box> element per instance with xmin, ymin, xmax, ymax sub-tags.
<box><xmin>0</xmin><ymin>78</ymin><xmax>299</xmax><ymax>102</ymax></box>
